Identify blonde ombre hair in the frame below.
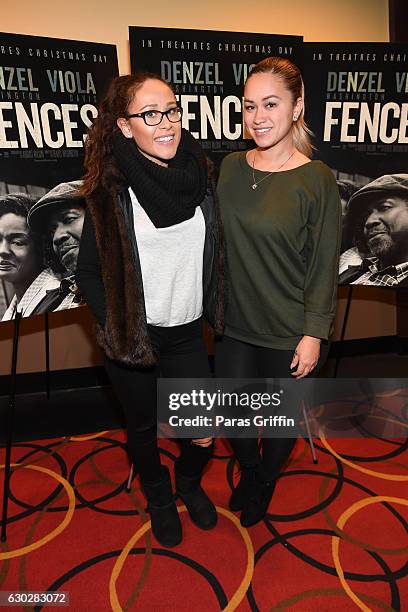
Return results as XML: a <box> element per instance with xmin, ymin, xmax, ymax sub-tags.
<box><xmin>247</xmin><ymin>57</ymin><xmax>313</xmax><ymax>158</ymax></box>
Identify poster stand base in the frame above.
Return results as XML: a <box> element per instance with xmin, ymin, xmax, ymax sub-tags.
<box><xmin>0</xmin><ymin>312</ymin><xmax>51</xmax><ymax>543</ymax></box>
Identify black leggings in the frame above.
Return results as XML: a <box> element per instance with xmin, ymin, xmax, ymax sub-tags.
<box><xmin>104</xmin><ymin>318</ymin><xmax>212</xmax><ymax>483</ymax></box>
<box><xmin>215</xmin><ymin>336</ymin><xmax>329</xmax><ymax>480</ymax></box>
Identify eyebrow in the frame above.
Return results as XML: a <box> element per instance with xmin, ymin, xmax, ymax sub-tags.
<box><xmin>244</xmin><ymin>94</ymin><xmax>282</xmax><ymax>103</ymax></box>
<box><xmin>138</xmin><ymin>101</ymin><xmax>178</xmax><ymax>111</ymax></box>
<box><xmin>1</xmin><ymin>231</ymin><xmax>29</xmax><ymax>239</ymax></box>
<box><xmin>51</xmin><ymin>208</ymin><xmax>81</xmax><ymax>222</ymax></box>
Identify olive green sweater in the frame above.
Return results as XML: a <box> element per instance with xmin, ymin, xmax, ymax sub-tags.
<box><xmin>217</xmin><ymin>152</ymin><xmax>342</xmax><ymax>350</ymax></box>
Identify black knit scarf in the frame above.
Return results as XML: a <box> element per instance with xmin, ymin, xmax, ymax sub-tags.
<box><xmin>111</xmin><ymin>128</ymin><xmax>208</xmax><ymax>228</ymax></box>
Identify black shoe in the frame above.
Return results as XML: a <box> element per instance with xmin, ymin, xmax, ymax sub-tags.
<box><xmin>240</xmin><ymin>476</ymin><xmax>276</xmax><ymax>528</ymax></box>
<box><xmin>175</xmin><ymin>469</ymin><xmax>217</xmax><ymax>530</ymax></box>
<box><xmin>229</xmin><ymin>466</ymin><xmax>256</xmax><ymax>512</ymax></box>
<box><xmin>142</xmin><ymin>466</ymin><xmax>182</xmax><ymax>548</ymax></box>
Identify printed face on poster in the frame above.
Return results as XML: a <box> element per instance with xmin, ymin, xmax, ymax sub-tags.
<box><xmin>0</xmin><ymin>32</ymin><xmax>118</xmax><ymax>320</ymax></box>
<box><xmin>129</xmin><ymin>27</ymin><xmax>302</xmax><ymax>166</ymax></box>
<box><xmin>301</xmin><ymin>43</ymin><xmax>408</xmax><ymax>287</ymax></box>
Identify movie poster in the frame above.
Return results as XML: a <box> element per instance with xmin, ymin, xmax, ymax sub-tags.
<box><xmin>0</xmin><ymin>33</ymin><xmax>118</xmax><ymax>320</ymax></box>
<box><xmin>302</xmin><ymin>43</ymin><xmax>408</xmax><ymax>287</ymax></box>
<box><xmin>129</xmin><ymin>26</ymin><xmax>302</xmax><ymax>166</ymax></box>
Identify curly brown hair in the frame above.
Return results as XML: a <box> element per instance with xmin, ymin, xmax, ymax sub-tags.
<box><xmin>81</xmin><ymin>72</ymin><xmax>174</xmax><ymax>196</ymax></box>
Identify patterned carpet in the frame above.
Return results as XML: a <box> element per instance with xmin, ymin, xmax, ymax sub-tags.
<box><xmin>1</xmin><ymin>422</ymin><xmax>407</xmax><ymax>611</ymax></box>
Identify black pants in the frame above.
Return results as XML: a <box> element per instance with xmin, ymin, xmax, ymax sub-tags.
<box><xmin>215</xmin><ymin>336</ymin><xmax>329</xmax><ymax>480</ymax></box>
<box><xmin>105</xmin><ymin>318</ymin><xmax>211</xmax><ymax>483</ymax></box>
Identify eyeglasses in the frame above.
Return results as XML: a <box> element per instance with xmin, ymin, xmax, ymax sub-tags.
<box><xmin>125</xmin><ymin>106</ymin><xmax>183</xmax><ymax>126</ymax></box>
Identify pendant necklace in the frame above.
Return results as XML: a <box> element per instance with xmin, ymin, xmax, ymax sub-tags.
<box><xmin>251</xmin><ymin>149</ymin><xmax>296</xmax><ymax>190</ymax></box>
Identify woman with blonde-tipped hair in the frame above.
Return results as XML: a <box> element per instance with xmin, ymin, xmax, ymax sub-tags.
<box><xmin>216</xmin><ymin>56</ymin><xmax>341</xmax><ymax>527</ymax></box>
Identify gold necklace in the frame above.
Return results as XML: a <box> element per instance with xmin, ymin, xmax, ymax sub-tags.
<box><xmin>251</xmin><ymin>149</ymin><xmax>296</xmax><ymax>190</ymax></box>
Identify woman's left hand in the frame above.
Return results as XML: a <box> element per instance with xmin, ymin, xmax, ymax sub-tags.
<box><xmin>290</xmin><ymin>336</ymin><xmax>321</xmax><ymax>378</ymax></box>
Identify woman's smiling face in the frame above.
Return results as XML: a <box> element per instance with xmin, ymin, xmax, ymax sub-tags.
<box><xmin>244</xmin><ymin>72</ymin><xmax>302</xmax><ymax>149</ymax></box>
<box><xmin>117</xmin><ymin>78</ymin><xmax>181</xmax><ymax>166</ymax></box>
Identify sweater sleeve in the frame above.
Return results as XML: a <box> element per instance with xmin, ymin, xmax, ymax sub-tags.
<box><xmin>303</xmin><ymin>165</ymin><xmax>342</xmax><ymax>340</ymax></box>
<box><xmin>75</xmin><ymin>209</ymin><xmax>107</xmax><ymax>327</ymax></box>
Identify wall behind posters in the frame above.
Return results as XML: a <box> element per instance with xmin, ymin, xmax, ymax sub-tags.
<box><xmin>1</xmin><ymin>1</ymin><xmax>392</xmax><ymax>374</ymax></box>
<box><xmin>3</xmin><ymin>0</ymin><xmax>389</xmax><ymax>74</ymax></box>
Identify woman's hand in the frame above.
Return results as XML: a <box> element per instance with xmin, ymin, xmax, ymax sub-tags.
<box><xmin>290</xmin><ymin>336</ymin><xmax>321</xmax><ymax>378</ymax></box>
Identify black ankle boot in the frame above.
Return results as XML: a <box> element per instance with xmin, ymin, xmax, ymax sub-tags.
<box><xmin>142</xmin><ymin>466</ymin><xmax>182</xmax><ymax>547</ymax></box>
<box><xmin>229</xmin><ymin>466</ymin><xmax>256</xmax><ymax>512</ymax></box>
<box><xmin>239</xmin><ymin>473</ymin><xmax>276</xmax><ymax>528</ymax></box>
<box><xmin>175</xmin><ymin>468</ymin><xmax>217</xmax><ymax>530</ymax></box>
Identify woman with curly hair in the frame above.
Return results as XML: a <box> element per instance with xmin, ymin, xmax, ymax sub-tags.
<box><xmin>76</xmin><ymin>73</ymin><xmax>224</xmax><ymax>547</ymax></box>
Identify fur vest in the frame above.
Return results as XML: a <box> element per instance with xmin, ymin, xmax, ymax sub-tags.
<box><xmin>84</xmin><ymin>182</ymin><xmax>225</xmax><ymax>367</ymax></box>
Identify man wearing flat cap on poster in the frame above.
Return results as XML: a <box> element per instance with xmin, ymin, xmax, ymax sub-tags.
<box><xmin>339</xmin><ymin>174</ymin><xmax>408</xmax><ymax>287</ymax></box>
<box><xmin>27</xmin><ymin>180</ymin><xmax>85</xmax><ymax>313</ymax></box>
